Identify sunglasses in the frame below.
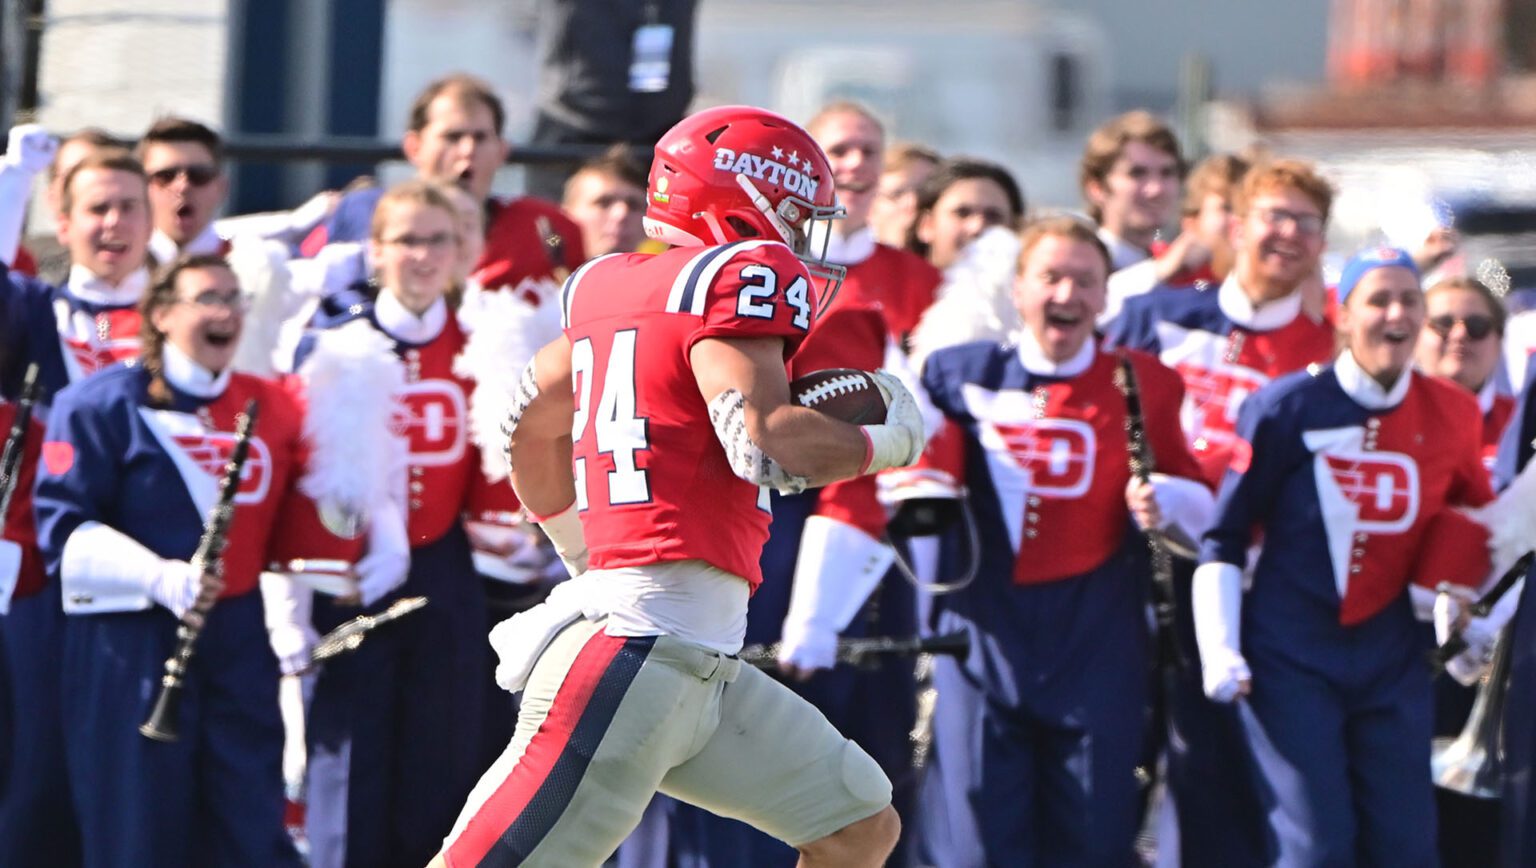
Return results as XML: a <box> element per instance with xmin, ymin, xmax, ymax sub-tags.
<box><xmin>1426</xmin><ymin>314</ymin><xmax>1497</xmax><ymax>341</ymax></box>
<box><xmin>148</xmin><ymin>164</ymin><xmax>220</xmax><ymax>188</ymax></box>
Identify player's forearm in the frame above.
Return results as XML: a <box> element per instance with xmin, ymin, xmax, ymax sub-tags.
<box><xmin>510</xmin><ymin>435</ymin><xmax>577</xmax><ymax>518</ymax></box>
<box><xmin>751</xmin><ymin>404</ymin><xmax>868</xmax><ymax>485</ymax></box>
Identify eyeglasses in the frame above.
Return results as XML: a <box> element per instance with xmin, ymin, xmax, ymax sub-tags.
<box><xmin>1427</xmin><ymin>313</ymin><xmax>1497</xmax><ymax>341</ymax></box>
<box><xmin>175</xmin><ymin>291</ymin><xmax>250</xmax><ymax>313</ymax></box>
<box><xmin>148</xmin><ymin>164</ymin><xmax>220</xmax><ymax>188</ymax></box>
<box><xmin>1251</xmin><ymin>206</ymin><xmax>1324</xmax><ymax>237</ymax></box>
<box><xmin>381</xmin><ymin>232</ymin><xmax>456</xmax><ymax>252</ymax></box>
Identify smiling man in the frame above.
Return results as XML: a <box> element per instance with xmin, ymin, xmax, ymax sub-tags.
<box><xmin>0</xmin><ymin>148</ymin><xmax>155</xmax><ymax>868</ymax></box>
<box><xmin>1104</xmin><ymin>159</ymin><xmax>1339</xmax><ymax>486</ymax></box>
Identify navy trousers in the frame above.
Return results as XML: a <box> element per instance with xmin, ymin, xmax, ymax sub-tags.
<box><xmin>61</xmin><ymin>591</ymin><xmax>298</xmax><ymax>868</ymax></box>
<box><xmin>0</xmin><ymin>583</ymin><xmax>81</xmax><ymax>867</ymax></box>
<box><xmin>1239</xmin><ymin>633</ymin><xmax>1437</xmax><ymax>868</ymax></box>
<box><xmin>305</xmin><ymin>523</ymin><xmax>486</xmax><ymax>868</ymax></box>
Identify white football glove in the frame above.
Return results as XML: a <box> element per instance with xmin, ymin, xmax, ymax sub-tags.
<box><xmin>860</xmin><ymin>370</ymin><xmax>925</xmax><ymax>474</ymax></box>
<box><xmin>4</xmin><ymin>124</ymin><xmax>57</xmax><ymax>174</ymax></box>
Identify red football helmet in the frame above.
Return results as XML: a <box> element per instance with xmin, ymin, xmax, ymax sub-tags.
<box><xmin>644</xmin><ymin>105</ymin><xmax>846</xmax><ymax>296</ymax></box>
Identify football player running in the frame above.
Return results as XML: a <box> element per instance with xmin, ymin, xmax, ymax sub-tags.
<box><xmin>431</xmin><ymin>106</ymin><xmax>925</xmax><ymax>867</ymax></box>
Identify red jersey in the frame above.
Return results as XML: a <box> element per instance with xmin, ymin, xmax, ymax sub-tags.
<box><xmin>561</xmin><ymin>241</ymin><xmax>816</xmax><ymax>588</ymax></box>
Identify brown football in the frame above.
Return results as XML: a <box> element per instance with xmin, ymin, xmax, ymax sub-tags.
<box><xmin>790</xmin><ymin>368</ymin><xmax>887</xmax><ymax>425</ymax></box>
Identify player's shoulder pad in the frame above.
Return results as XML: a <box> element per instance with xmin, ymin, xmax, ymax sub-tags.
<box><xmin>661</xmin><ymin>240</ymin><xmax>805</xmax><ymax>317</ymax></box>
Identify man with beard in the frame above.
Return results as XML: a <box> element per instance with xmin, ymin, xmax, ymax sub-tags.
<box><xmin>1102</xmin><ymin>158</ymin><xmax>1338</xmax><ymax>868</ymax></box>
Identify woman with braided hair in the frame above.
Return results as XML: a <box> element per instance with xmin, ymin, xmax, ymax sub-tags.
<box><xmin>34</xmin><ymin>255</ymin><xmax>310</xmax><ymax>867</ymax></box>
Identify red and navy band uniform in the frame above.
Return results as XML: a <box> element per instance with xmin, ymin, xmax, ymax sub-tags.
<box><xmin>1102</xmin><ymin>279</ymin><xmax>1336</xmax><ymax>487</ymax></box>
<box><xmin>302</xmin><ymin>188</ymin><xmax>587</xmax><ymax>293</ymax></box>
<box><xmin>1498</xmin><ymin>361</ymin><xmax>1536</xmax><ymax>867</ymax></box>
<box><xmin>0</xmin><ymin>261</ymin><xmax>145</xmax><ymax>868</ymax></box>
<box><xmin>296</xmin><ymin>301</ymin><xmax>512</xmax><ymax>868</ymax></box>
<box><xmin>1102</xmin><ymin>277</ymin><xmax>1334</xmax><ymax>868</ymax></box>
<box><xmin>0</xmin><ymin>261</ymin><xmax>143</xmax><ymax>408</ymax></box>
<box><xmin>913</xmin><ymin>338</ymin><xmax>1205</xmax><ymax>868</ymax></box>
<box><xmin>615</xmin><ymin>236</ymin><xmax>934</xmax><ymax>868</ymax></box>
<box><xmin>0</xmin><ymin>402</ymin><xmax>52</xmax><ymax>865</ymax></box>
<box><xmin>33</xmin><ymin>364</ymin><xmax>305</xmax><ymax>867</ymax></box>
<box><xmin>1200</xmin><ymin>365</ymin><xmax>1492</xmax><ymax>867</ymax></box>
<box><xmin>560</xmin><ymin>240</ymin><xmax>814</xmax><ymax>588</ymax></box>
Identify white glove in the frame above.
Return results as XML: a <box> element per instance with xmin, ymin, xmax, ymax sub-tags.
<box><xmin>778</xmin><ymin>622</ymin><xmax>838</xmax><ymax>672</ymax></box>
<box><xmin>355</xmin><ymin>500</ymin><xmax>410</xmax><ymax>606</ymax></box>
<box><xmin>777</xmin><ymin>516</ymin><xmax>894</xmax><ymax>674</ymax></box>
<box><xmin>260</xmin><ymin>571</ymin><xmax>318</xmax><ymax>676</ymax></box>
<box><xmin>148</xmin><ymin>560</ymin><xmax>213</xmax><ymax>619</ymax></box>
<box><xmin>4</xmin><ymin>124</ymin><xmax>57</xmax><ymax>173</ymax></box>
<box><xmin>861</xmin><ymin>370</ymin><xmax>925</xmax><ymax>474</ymax></box>
<box><xmin>1192</xmin><ymin>562</ymin><xmax>1251</xmax><ymax>703</ymax></box>
<box><xmin>534</xmin><ymin>502</ymin><xmax>589</xmax><ymax>577</ymax></box>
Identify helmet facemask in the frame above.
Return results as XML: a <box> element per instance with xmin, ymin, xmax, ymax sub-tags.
<box><xmin>734</xmin><ymin>174</ymin><xmax>847</xmax><ymax>316</ymax></box>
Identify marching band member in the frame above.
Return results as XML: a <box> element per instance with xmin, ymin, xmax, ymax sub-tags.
<box><xmin>1193</xmin><ymin>248</ymin><xmax>1494</xmax><ymax>867</ymax></box>
<box><xmin>1496</xmin><ymin>358</ymin><xmax>1536</xmax><ymax>867</ymax></box>
<box><xmin>0</xmin><ymin>387</ymin><xmax>47</xmax><ymax>863</ymax></box>
<box><xmin>1416</xmin><ymin>276</ymin><xmax>1516</xmax><ymax>477</ymax></box>
<box><xmin>33</xmin><ymin>255</ymin><xmax>313</xmax><ymax>867</ymax></box>
<box><xmin>914</xmin><ymin>216</ymin><xmax>1213</xmax><ymax>867</ymax></box>
<box><xmin>1102</xmin><ymin>158</ymin><xmax>1339</xmax><ymax>867</ymax></box>
<box><xmin>1412</xmin><ymin>275</ymin><xmax>1515</xmax><ymax>865</ymax></box>
<box><xmin>0</xmin><ymin>147</ymin><xmax>156</xmax><ymax>867</ymax></box>
<box><xmin>297</xmin><ymin>180</ymin><xmax>519</xmax><ymax>868</ymax></box>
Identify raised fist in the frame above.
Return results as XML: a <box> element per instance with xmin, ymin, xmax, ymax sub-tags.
<box><xmin>5</xmin><ymin>124</ymin><xmax>58</xmax><ymax>174</ymax></box>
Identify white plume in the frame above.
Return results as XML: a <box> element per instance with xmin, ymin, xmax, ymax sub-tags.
<box><xmin>297</xmin><ymin>319</ymin><xmax>408</xmax><ymax>513</ymax></box>
<box><xmin>909</xmin><ymin>225</ymin><xmax>1022</xmax><ymax>372</ymax></box>
<box><xmin>1470</xmin><ymin>456</ymin><xmax>1536</xmax><ymax>579</ymax></box>
<box><xmin>454</xmin><ymin>284</ymin><xmax>564</xmax><ymax>481</ymax></box>
<box><xmin>226</xmin><ymin>236</ymin><xmax>295</xmax><ymax>377</ymax></box>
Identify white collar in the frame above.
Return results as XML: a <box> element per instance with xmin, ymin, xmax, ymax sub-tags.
<box><xmin>1096</xmin><ymin>228</ymin><xmax>1150</xmax><ymax>271</ymax></box>
<box><xmin>375</xmin><ymin>290</ymin><xmax>447</xmax><ymax>344</ymax></box>
<box><xmin>161</xmin><ymin>341</ymin><xmax>231</xmax><ymax>399</ymax></box>
<box><xmin>1477</xmin><ymin>378</ymin><xmax>1497</xmax><ymax>415</ymax></box>
<box><xmin>67</xmin><ymin>264</ymin><xmax>150</xmax><ymax>306</ymax></box>
<box><xmin>148</xmin><ymin>224</ymin><xmax>225</xmax><ymax>266</ymax></box>
<box><xmin>1217</xmin><ymin>273</ymin><xmax>1303</xmax><ymax>330</ymax></box>
<box><xmin>821</xmin><ymin>226</ymin><xmax>878</xmax><ymax>266</ymax></box>
<box><xmin>1014</xmin><ymin>329</ymin><xmax>1097</xmax><ymax>378</ymax></box>
<box><xmin>1334</xmin><ymin>349</ymin><xmax>1412</xmax><ymax>410</ymax></box>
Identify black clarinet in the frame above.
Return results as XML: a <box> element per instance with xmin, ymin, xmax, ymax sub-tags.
<box><xmin>140</xmin><ymin>399</ymin><xmax>260</xmax><ymax>742</ymax></box>
<box><xmin>1115</xmin><ymin>355</ymin><xmax>1185</xmax><ymax>810</ymax></box>
<box><xmin>738</xmin><ymin>630</ymin><xmax>970</xmax><ymax>669</ymax></box>
<box><xmin>0</xmin><ymin>364</ymin><xmax>41</xmax><ymax>535</ymax></box>
<box><xmin>1115</xmin><ymin>355</ymin><xmax>1181</xmax><ymax>669</ymax></box>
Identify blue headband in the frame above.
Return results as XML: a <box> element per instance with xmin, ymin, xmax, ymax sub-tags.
<box><xmin>1336</xmin><ymin>246</ymin><xmax>1419</xmax><ymax>303</ymax></box>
